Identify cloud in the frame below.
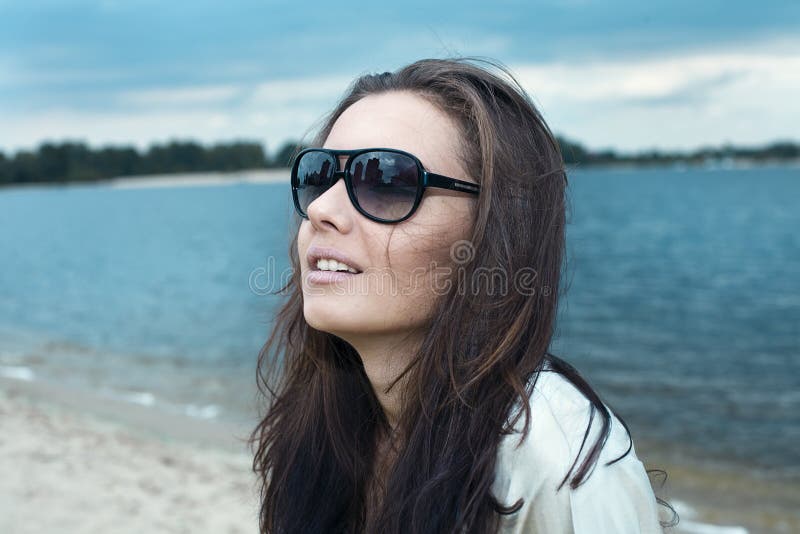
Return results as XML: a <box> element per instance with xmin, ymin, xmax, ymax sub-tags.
<box><xmin>0</xmin><ymin>72</ymin><xmax>362</xmax><ymax>153</ymax></box>
<box><xmin>117</xmin><ymin>85</ymin><xmax>243</xmax><ymax>107</ymax></box>
<box><xmin>508</xmin><ymin>41</ymin><xmax>800</xmax><ymax>150</ymax></box>
<box><xmin>1</xmin><ymin>106</ymin><xmax>323</xmax><ymax>154</ymax></box>
<box><xmin>513</xmin><ymin>54</ymin><xmax>749</xmax><ymax>103</ymax></box>
<box><xmin>248</xmin><ymin>75</ymin><xmax>356</xmax><ymax>107</ymax></box>
<box><xmin>1</xmin><ymin>36</ymin><xmax>799</xmax><ymax>154</ymax></box>
<box><xmin>620</xmin><ymin>71</ymin><xmax>745</xmax><ymax>107</ymax></box>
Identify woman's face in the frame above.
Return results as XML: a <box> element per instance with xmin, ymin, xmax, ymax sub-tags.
<box><xmin>297</xmin><ymin>90</ymin><xmax>478</xmax><ymax>342</ymax></box>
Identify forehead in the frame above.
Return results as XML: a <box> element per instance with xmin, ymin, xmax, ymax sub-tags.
<box><xmin>323</xmin><ymin>91</ymin><xmax>463</xmax><ymax>174</ymax></box>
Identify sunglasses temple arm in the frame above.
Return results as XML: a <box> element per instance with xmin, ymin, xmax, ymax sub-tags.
<box><xmin>424</xmin><ymin>172</ymin><xmax>481</xmax><ymax>195</ymax></box>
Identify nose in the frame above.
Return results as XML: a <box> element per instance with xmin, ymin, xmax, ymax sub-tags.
<box><xmin>305</xmin><ymin>172</ymin><xmax>354</xmax><ymax>232</ymax></box>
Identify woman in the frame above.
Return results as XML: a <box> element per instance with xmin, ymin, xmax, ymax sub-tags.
<box><xmin>250</xmin><ymin>57</ymin><xmax>677</xmax><ymax>533</ymax></box>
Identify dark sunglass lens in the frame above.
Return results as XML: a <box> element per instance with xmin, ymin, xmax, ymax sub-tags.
<box><xmin>294</xmin><ymin>151</ymin><xmax>337</xmax><ymax>215</ymax></box>
<box><xmin>350</xmin><ymin>151</ymin><xmax>419</xmax><ymax>221</ymax></box>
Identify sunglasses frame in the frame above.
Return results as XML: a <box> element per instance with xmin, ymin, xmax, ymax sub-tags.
<box><xmin>291</xmin><ymin>147</ymin><xmax>480</xmax><ymax>224</ymax></box>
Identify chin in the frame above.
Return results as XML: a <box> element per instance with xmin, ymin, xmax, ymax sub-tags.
<box><xmin>303</xmin><ymin>302</ymin><xmax>360</xmax><ymax>336</ymax></box>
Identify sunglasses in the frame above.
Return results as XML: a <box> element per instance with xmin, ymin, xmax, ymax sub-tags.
<box><xmin>290</xmin><ymin>147</ymin><xmax>480</xmax><ymax>224</ymax></box>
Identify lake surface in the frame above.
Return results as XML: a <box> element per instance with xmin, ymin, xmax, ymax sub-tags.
<box><xmin>1</xmin><ymin>165</ymin><xmax>798</xmax><ymax>481</ymax></box>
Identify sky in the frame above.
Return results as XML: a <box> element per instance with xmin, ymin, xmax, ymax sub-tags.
<box><xmin>1</xmin><ymin>0</ymin><xmax>799</xmax><ymax>155</ymax></box>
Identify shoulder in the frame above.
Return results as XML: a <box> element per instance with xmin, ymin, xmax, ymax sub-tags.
<box><xmin>491</xmin><ymin>362</ymin><xmax>664</xmax><ymax>533</ymax></box>
<box><xmin>493</xmin><ymin>366</ymin><xmax>631</xmax><ymax>496</ymax></box>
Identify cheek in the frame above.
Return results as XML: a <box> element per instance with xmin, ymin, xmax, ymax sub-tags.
<box><xmin>400</xmin><ymin>243</ymin><xmax>454</xmax><ymax>298</ymax></box>
<box><xmin>385</xmin><ymin>214</ymin><xmax>473</xmax><ymax>309</ymax></box>
<box><xmin>296</xmin><ymin>220</ymin><xmax>331</xmax><ymax>275</ymax></box>
<box><xmin>296</xmin><ymin>222</ymin><xmax>310</xmax><ymax>261</ymax></box>
<box><xmin>394</xmin><ymin>197</ymin><xmax>474</xmax><ymax>267</ymax></box>
<box><xmin>296</xmin><ymin>197</ymin><xmax>474</xmax><ymax>334</ymax></box>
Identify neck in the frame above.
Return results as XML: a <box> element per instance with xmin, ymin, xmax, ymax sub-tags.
<box><xmin>343</xmin><ymin>329</ymin><xmax>422</xmax><ymax>430</ymax></box>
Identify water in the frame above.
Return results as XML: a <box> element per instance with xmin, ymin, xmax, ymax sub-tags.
<box><xmin>0</xmin><ymin>178</ymin><xmax>295</xmax><ymax>422</ymax></box>
<box><xmin>551</xmin><ymin>164</ymin><xmax>800</xmax><ymax>478</ymax></box>
<box><xmin>1</xmin><ymin>166</ymin><xmax>798</xmax><ymax>479</ymax></box>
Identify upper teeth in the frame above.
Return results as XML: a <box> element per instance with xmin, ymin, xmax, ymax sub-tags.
<box><xmin>316</xmin><ymin>258</ymin><xmax>358</xmax><ymax>273</ymax></box>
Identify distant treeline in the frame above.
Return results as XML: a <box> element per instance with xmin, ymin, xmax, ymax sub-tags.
<box><xmin>0</xmin><ymin>140</ymin><xmax>300</xmax><ymax>186</ymax></box>
<box><xmin>555</xmin><ymin>136</ymin><xmax>800</xmax><ymax>167</ymax></box>
<box><xmin>1</xmin><ymin>137</ymin><xmax>799</xmax><ymax>186</ymax></box>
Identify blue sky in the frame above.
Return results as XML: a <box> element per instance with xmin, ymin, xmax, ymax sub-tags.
<box><xmin>2</xmin><ymin>0</ymin><xmax>799</xmax><ymax>154</ymax></box>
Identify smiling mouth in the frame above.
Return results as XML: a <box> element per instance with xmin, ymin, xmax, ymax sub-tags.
<box><xmin>311</xmin><ymin>258</ymin><xmax>362</xmax><ymax>274</ymax></box>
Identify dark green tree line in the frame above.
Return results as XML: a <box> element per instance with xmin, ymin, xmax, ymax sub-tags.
<box><xmin>1</xmin><ymin>137</ymin><xmax>797</xmax><ymax>187</ymax></box>
<box><xmin>555</xmin><ymin>136</ymin><xmax>800</xmax><ymax>167</ymax></box>
<box><xmin>0</xmin><ymin>140</ymin><xmax>304</xmax><ymax>186</ymax></box>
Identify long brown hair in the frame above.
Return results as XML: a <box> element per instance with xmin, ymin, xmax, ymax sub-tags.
<box><xmin>249</xmin><ymin>57</ymin><xmax>677</xmax><ymax>533</ymax></box>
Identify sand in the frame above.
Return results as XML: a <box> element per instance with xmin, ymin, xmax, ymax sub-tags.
<box><xmin>2</xmin><ymin>375</ymin><xmax>797</xmax><ymax>534</ymax></box>
<box><xmin>0</xmin><ymin>378</ymin><xmax>260</xmax><ymax>534</ymax></box>
<box><xmin>630</xmin><ymin>439</ymin><xmax>800</xmax><ymax>534</ymax></box>
<box><xmin>107</xmin><ymin>169</ymin><xmax>289</xmax><ymax>189</ymax></box>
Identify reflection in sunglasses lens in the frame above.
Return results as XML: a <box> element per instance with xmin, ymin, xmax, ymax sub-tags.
<box><xmin>351</xmin><ymin>152</ymin><xmax>418</xmax><ymax>221</ymax></box>
<box><xmin>296</xmin><ymin>152</ymin><xmax>336</xmax><ymax>214</ymax></box>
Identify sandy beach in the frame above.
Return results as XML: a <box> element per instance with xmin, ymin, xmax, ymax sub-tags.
<box><xmin>0</xmin><ymin>377</ymin><xmax>260</xmax><ymax>534</ymax></box>
<box><xmin>107</xmin><ymin>169</ymin><xmax>290</xmax><ymax>189</ymax></box>
<box><xmin>637</xmin><ymin>437</ymin><xmax>800</xmax><ymax>534</ymax></box>
<box><xmin>2</xmin><ymin>373</ymin><xmax>798</xmax><ymax>534</ymax></box>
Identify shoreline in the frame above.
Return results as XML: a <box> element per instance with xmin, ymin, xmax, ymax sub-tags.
<box><xmin>1</xmin><ymin>375</ymin><xmax>798</xmax><ymax>533</ymax></box>
<box><xmin>636</xmin><ymin>436</ymin><xmax>800</xmax><ymax>534</ymax></box>
<box><xmin>0</xmin><ymin>376</ymin><xmax>260</xmax><ymax>534</ymax></box>
<box><xmin>0</xmin><ymin>168</ymin><xmax>290</xmax><ymax>193</ymax></box>
<box><xmin>0</xmin><ymin>376</ymin><xmax>256</xmax><ymax>452</ymax></box>
<box><xmin>108</xmin><ymin>168</ymin><xmax>290</xmax><ymax>189</ymax></box>
<box><xmin>0</xmin><ymin>159</ymin><xmax>798</xmax><ymax>193</ymax></box>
